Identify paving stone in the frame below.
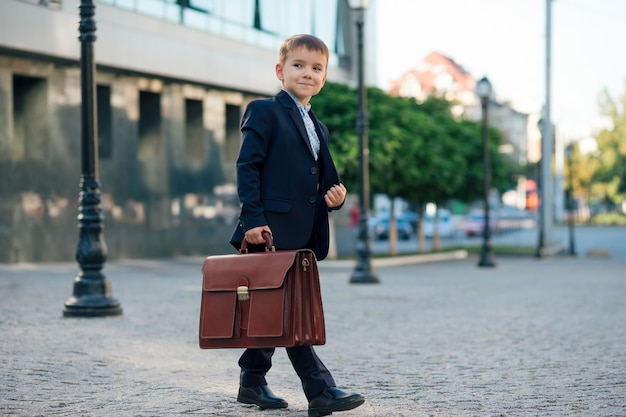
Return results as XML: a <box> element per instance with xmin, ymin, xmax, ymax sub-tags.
<box><xmin>1</xmin><ymin>255</ymin><xmax>625</xmax><ymax>416</ymax></box>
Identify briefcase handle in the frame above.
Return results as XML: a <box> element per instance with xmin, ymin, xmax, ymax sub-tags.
<box><xmin>240</xmin><ymin>231</ymin><xmax>275</xmax><ymax>253</ymax></box>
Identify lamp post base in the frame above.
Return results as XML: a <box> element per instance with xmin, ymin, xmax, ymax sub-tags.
<box><xmin>350</xmin><ymin>247</ymin><xmax>380</xmax><ymax>284</ymax></box>
<box><xmin>478</xmin><ymin>246</ymin><xmax>496</xmax><ymax>267</ymax></box>
<box><xmin>568</xmin><ymin>221</ymin><xmax>576</xmax><ymax>257</ymax></box>
<box><xmin>63</xmin><ymin>273</ymin><xmax>123</xmax><ymax>318</ymax></box>
<box><xmin>350</xmin><ymin>269</ymin><xmax>380</xmax><ymax>284</ymax></box>
<box><xmin>535</xmin><ymin>229</ymin><xmax>545</xmax><ymax>258</ymax></box>
<box><xmin>63</xmin><ymin>297</ymin><xmax>123</xmax><ymax>318</ymax></box>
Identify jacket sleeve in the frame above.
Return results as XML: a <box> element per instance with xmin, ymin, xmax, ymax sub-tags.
<box><xmin>236</xmin><ymin>100</ymin><xmax>273</xmax><ymax>231</ymax></box>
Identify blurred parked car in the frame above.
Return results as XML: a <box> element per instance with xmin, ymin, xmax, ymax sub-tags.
<box><xmin>397</xmin><ymin>210</ymin><xmax>419</xmax><ymax>233</ymax></box>
<box><xmin>464</xmin><ymin>210</ymin><xmax>497</xmax><ymax>237</ymax></box>
<box><xmin>422</xmin><ymin>209</ymin><xmax>455</xmax><ymax>238</ymax></box>
<box><xmin>368</xmin><ymin>213</ymin><xmax>414</xmax><ymax>241</ymax></box>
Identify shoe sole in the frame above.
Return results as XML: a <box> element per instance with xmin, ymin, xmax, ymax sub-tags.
<box><xmin>308</xmin><ymin>397</ymin><xmax>365</xmax><ymax>417</ymax></box>
<box><xmin>237</xmin><ymin>394</ymin><xmax>288</xmax><ymax>410</ymax></box>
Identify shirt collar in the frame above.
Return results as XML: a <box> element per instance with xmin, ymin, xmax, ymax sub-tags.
<box><xmin>284</xmin><ymin>90</ymin><xmax>311</xmax><ymax>112</ymax></box>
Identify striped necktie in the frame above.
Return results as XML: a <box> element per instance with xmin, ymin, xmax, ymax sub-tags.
<box><xmin>299</xmin><ymin>105</ymin><xmax>320</xmax><ymax>160</ymax></box>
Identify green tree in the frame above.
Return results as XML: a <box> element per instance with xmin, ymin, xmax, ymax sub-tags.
<box><xmin>317</xmin><ymin>84</ymin><xmax>426</xmax><ymax>253</ymax></box>
<box><xmin>401</xmin><ymin>97</ymin><xmax>514</xmax><ymax>251</ymax></box>
<box><xmin>406</xmin><ymin>102</ymin><xmax>465</xmax><ymax>250</ymax></box>
<box><xmin>313</xmin><ymin>82</ymin><xmax>359</xmax><ymax>189</ymax></box>
<box><xmin>592</xmin><ymin>87</ymin><xmax>626</xmax><ymax>207</ymax></box>
<box><xmin>367</xmin><ymin>90</ymin><xmax>427</xmax><ymax>253</ymax></box>
<box><xmin>315</xmin><ymin>82</ymin><xmax>519</xmax><ymax>254</ymax></box>
<box><xmin>565</xmin><ymin>143</ymin><xmax>594</xmax><ymax>221</ymax></box>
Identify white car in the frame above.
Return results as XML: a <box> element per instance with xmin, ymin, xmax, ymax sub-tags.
<box><xmin>464</xmin><ymin>210</ymin><xmax>498</xmax><ymax>237</ymax></box>
<box><xmin>368</xmin><ymin>213</ymin><xmax>414</xmax><ymax>240</ymax></box>
<box><xmin>422</xmin><ymin>209</ymin><xmax>455</xmax><ymax>238</ymax></box>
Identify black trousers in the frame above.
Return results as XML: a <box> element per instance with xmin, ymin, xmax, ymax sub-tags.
<box><xmin>239</xmin><ymin>346</ymin><xmax>336</xmax><ymax>401</ymax></box>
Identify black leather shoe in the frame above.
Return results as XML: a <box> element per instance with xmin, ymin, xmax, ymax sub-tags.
<box><xmin>308</xmin><ymin>387</ymin><xmax>365</xmax><ymax>417</ymax></box>
<box><xmin>237</xmin><ymin>385</ymin><xmax>288</xmax><ymax>409</ymax></box>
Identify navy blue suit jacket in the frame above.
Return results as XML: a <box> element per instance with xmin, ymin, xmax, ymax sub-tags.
<box><xmin>230</xmin><ymin>90</ymin><xmax>341</xmax><ymax>260</ymax></box>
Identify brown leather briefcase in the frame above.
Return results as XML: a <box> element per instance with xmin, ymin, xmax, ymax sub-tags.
<box><xmin>199</xmin><ymin>237</ymin><xmax>326</xmax><ymax>349</ymax></box>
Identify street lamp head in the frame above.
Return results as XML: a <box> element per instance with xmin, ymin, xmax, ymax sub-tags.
<box><xmin>475</xmin><ymin>76</ymin><xmax>492</xmax><ymax>100</ymax></box>
<box><xmin>347</xmin><ymin>0</ymin><xmax>369</xmax><ymax>10</ymax></box>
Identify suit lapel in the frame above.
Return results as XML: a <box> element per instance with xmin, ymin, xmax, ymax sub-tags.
<box><xmin>278</xmin><ymin>91</ymin><xmax>316</xmax><ymax>157</ymax></box>
<box><xmin>289</xmin><ymin>108</ymin><xmax>315</xmax><ymax>156</ymax></box>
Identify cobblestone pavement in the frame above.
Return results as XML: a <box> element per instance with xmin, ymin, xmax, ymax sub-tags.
<box><xmin>1</xmin><ymin>254</ymin><xmax>625</xmax><ymax>416</ymax></box>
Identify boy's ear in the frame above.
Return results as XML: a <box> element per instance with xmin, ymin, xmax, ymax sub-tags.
<box><xmin>275</xmin><ymin>63</ymin><xmax>284</xmax><ymax>81</ymax></box>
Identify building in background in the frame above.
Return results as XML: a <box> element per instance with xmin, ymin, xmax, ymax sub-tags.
<box><xmin>0</xmin><ymin>0</ymin><xmax>377</xmax><ymax>262</ymax></box>
<box><xmin>388</xmin><ymin>51</ymin><xmax>537</xmax><ymax>168</ymax></box>
<box><xmin>388</xmin><ymin>51</ymin><xmax>475</xmax><ymax>119</ymax></box>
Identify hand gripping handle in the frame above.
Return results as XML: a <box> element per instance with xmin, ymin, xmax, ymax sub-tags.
<box><xmin>240</xmin><ymin>231</ymin><xmax>275</xmax><ymax>253</ymax></box>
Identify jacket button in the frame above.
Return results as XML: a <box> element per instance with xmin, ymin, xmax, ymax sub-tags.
<box><xmin>309</xmin><ymin>196</ymin><xmax>316</xmax><ymax>204</ymax></box>
<box><xmin>310</xmin><ymin>167</ymin><xmax>318</xmax><ymax>175</ymax></box>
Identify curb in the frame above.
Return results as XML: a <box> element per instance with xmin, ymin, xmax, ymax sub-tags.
<box><xmin>321</xmin><ymin>249</ymin><xmax>468</xmax><ymax>269</ymax></box>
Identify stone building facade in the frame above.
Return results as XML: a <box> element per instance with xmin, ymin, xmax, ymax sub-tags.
<box><xmin>0</xmin><ymin>0</ymin><xmax>374</xmax><ymax>262</ymax></box>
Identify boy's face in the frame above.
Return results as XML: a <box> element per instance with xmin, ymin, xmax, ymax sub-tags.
<box><xmin>276</xmin><ymin>46</ymin><xmax>327</xmax><ymax>105</ymax></box>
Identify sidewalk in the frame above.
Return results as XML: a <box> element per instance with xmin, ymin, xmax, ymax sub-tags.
<box><xmin>1</xmin><ymin>254</ymin><xmax>625</xmax><ymax>416</ymax></box>
<box><xmin>369</xmin><ymin>224</ymin><xmax>626</xmax><ymax>261</ymax></box>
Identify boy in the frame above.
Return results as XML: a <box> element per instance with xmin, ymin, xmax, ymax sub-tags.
<box><xmin>229</xmin><ymin>34</ymin><xmax>365</xmax><ymax>417</ymax></box>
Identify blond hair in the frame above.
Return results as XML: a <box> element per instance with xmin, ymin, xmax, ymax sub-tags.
<box><xmin>278</xmin><ymin>34</ymin><xmax>329</xmax><ymax>67</ymax></box>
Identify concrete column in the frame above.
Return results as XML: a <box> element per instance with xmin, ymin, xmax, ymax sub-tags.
<box><xmin>0</xmin><ymin>64</ymin><xmax>12</xmax><ymax>157</ymax></box>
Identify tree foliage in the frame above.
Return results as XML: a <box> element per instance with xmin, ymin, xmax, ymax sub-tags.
<box><xmin>592</xmin><ymin>87</ymin><xmax>626</xmax><ymax>202</ymax></box>
<box><xmin>552</xmin><ymin>84</ymin><xmax>626</xmax><ymax>216</ymax></box>
<box><xmin>314</xmin><ymin>82</ymin><xmax>515</xmax><ymax>209</ymax></box>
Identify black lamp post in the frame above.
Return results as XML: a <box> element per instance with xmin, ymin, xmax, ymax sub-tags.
<box><xmin>476</xmin><ymin>76</ymin><xmax>495</xmax><ymax>268</ymax></box>
<box><xmin>565</xmin><ymin>143</ymin><xmax>577</xmax><ymax>256</ymax></box>
<box><xmin>535</xmin><ymin>117</ymin><xmax>545</xmax><ymax>258</ymax></box>
<box><xmin>347</xmin><ymin>0</ymin><xmax>379</xmax><ymax>284</ymax></box>
<box><xmin>63</xmin><ymin>0</ymin><xmax>122</xmax><ymax>317</ymax></box>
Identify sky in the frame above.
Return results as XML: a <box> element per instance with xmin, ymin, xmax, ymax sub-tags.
<box><xmin>374</xmin><ymin>0</ymin><xmax>626</xmax><ymax>141</ymax></box>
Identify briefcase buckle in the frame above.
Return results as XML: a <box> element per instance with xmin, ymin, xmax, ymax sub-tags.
<box><xmin>237</xmin><ymin>285</ymin><xmax>250</xmax><ymax>301</ymax></box>
<box><xmin>301</xmin><ymin>258</ymin><xmax>310</xmax><ymax>271</ymax></box>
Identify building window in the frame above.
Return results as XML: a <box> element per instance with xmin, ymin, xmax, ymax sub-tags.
<box><xmin>138</xmin><ymin>91</ymin><xmax>162</xmax><ymax>160</ymax></box>
<box><xmin>12</xmin><ymin>75</ymin><xmax>49</xmax><ymax>161</ymax></box>
<box><xmin>97</xmin><ymin>85</ymin><xmax>112</xmax><ymax>159</ymax></box>
<box><xmin>185</xmin><ymin>98</ymin><xmax>204</xmax><ymax>161</ymax></box>
<box><xmin>100</xmin><ymin>0</ymin><xmax>341</xmax><ymax>64</ymax></box>
<box><xmin>253</xmin><ymin>0</ymin><xmax>262</xmax><ymax>30</ymax></box>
